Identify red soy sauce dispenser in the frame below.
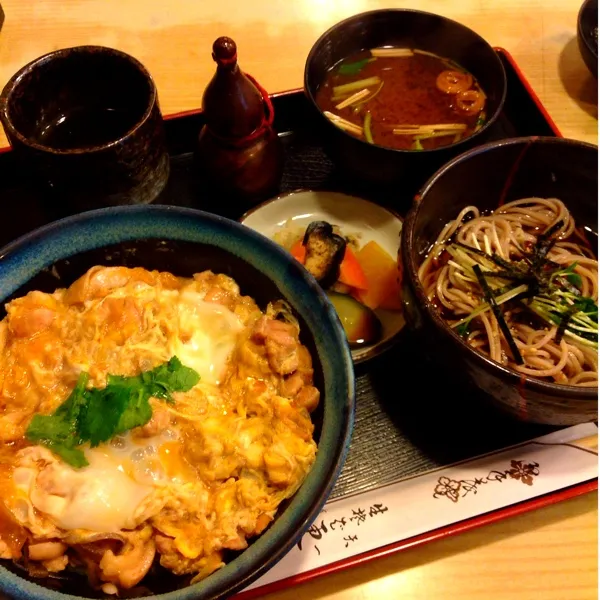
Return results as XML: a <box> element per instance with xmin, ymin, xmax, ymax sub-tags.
<box><xmin>195</xmin><ymin>36</ymin><xmax>284</xmax><ymax>209</ymax></box>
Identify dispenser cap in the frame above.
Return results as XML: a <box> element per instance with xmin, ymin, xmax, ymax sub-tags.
<box><xmin>212</xmin><ymin>37</ymin><xmax>237</xmax><ymax>65</ymax></box>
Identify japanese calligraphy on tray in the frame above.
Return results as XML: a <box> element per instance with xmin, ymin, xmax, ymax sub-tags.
<box><xmin>240</xmin><ymin>423</ymin><xmax>597</xmax><ymax>597</ymax></box>
<box><xmin>298</xmin><ymin>503</ymin><xmax>389</xmax><ymax>555</ymax></box>
<box><xmin>433</xmin><ymin>459</ymin><xmax>540</xmax><ymax>502</ymax></box>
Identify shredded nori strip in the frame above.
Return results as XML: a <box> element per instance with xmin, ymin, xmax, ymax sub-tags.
<box><xmin>472</xmin><ymin>264</ymin><xmax>524</xmax><ymax>365</ymax></box>
<box><xmin>555</xmin><ymin>305</ymin><xmax>579</xmax><ymax>344</ymax></box>
<box><xmin>479</xmin><ymin>269</ymin><xmax>533</xmax><ymax>282</ymax></box>
<box><xmin>531</xmin><ymin>219</ymin><xmax>564</xmax><ymax>267</ymax></box>
<box><xmin>539</xmin><ymin>219</ymin><xmax>565</xmax><ymax>241</ymax></box>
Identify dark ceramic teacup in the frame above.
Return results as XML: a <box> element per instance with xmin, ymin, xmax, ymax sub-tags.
<box><xmin>0</xmin><ymin>45</ymin><xmax>170</xmax><ymax>210</ymax></box>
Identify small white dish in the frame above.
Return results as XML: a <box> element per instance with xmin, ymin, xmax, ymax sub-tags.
<box><xmin>240</xmin><ymin>189</ymin><xmax>405</xmax><ymax>363</ymax></box>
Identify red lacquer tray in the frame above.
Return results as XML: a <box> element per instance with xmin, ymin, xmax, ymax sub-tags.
<box><xmin>0</xmin><ymin>47</ymin><xmax>595</xmax><ymax>600</ymax></box>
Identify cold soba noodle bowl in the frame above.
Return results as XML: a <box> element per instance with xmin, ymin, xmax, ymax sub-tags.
<box><xmin>315</xmin><ymin>47</ymin><xmax>487</xmax><ymax>151</ymax></box>
<box><xmin>418</xmin><ymin>198</ymin><xmax>598</xmax><ymax>386</ymax></box>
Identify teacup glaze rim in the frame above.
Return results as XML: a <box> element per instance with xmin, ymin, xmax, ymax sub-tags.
<box><xmin>0</xmin><ymin>45</ymin><xmax>159</xmax><ymax>155</ymax></box>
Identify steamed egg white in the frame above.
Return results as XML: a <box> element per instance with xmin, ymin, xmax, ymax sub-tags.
<box><xmin>12</xmin><ymin>427</ymin><xmax>195</xmax><ymax>534</ymax></box>
<box><xmin>167</xmin><ymin>290</ymin><xmax>244</xmax><ymax>385</ymax></box>
<box><xmin>10</xmin><ymin>288</ymin><xmax>243</xmax><ymax>536</ymax></box>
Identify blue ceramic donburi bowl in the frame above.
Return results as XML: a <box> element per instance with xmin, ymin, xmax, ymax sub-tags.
<box><xmin>0</xmin><ymin>205</ymin><xmax>355</xmax><ymax>600</ymax></box>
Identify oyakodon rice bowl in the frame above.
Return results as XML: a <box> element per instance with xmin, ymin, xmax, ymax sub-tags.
<box><xmin>0</xmin><ymin>206</ymin><xmax>355</xmax><ymax>600</ymax></box>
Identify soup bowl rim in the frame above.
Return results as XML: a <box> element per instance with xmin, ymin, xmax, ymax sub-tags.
<box><xmin>303</xmin><ymin>7</ymin><xmax>508</xmax><ymax>156</ymax></box>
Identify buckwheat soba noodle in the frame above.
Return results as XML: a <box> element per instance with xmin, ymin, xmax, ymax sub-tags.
<box><xmin>418</xmin><ymin>198</ymin><xmax>598</xmax><ymax>386</ymax></box>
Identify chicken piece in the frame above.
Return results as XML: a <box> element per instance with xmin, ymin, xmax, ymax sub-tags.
<box><xmin>251</xmin><ymin>317</ymin><xmax>300</xmax><ymax>375</ymax></box>
<box><xmin>98</xmin><ymin>526</ymin><xmax>156</xmax><ymax>589</ymax></box>
<box><xmin>99</xmin><ymin>297</ymin><xmax>143</xmax><ymax>342</ymax></box>
<box><xmin>203</xmin><ymin>286</ymin><xmax>235</xmax><ymax>309</ymax></box>
<box><xmin>280</xmin><ymin>373</ymin><xmax>304</xmax><ymax>398</ymax></box>
<box><xmin>279</xmin><ymin>345</ymin><xmax>316</xmax><ymax>399</ymax></box>
<box><xmin>264</xmin><ymin>448</ymin><xmax>293</xmax><ymax>487</ymax></box>
<box><xmin>28</xmin><ymin>541</ymin><xmax>67</xmax><ymax>561</ymax></box>
<box><xmin>295</xmin><ymin>386</ymin><xmax>320</xmax><ymax>413</ymax></box>
<box><xmin>6</xmin><ymin>291</ymin><xmax>58</xmax><ymax>338</ymax></box>
<box><xmin>65</xmin><ymin>266</ymin><xmax>157</xmax><ymax>304</ymax></box>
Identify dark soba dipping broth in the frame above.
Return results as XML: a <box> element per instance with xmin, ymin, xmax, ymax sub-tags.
<box><xmin>316</xmin><ymin>47</ymin><xmax>487</xmax><ymax>151</ymax></box>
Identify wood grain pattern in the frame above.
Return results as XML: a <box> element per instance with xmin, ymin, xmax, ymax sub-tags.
<box><xmin>263</xmin><ymin>492</ymin><xmax>598</xmax><ymax>600</ymax></box>
<box><xmin>0</xmin><ymin>1</ymin><xmax>596</xmax><ymax>599</ymax></box>
<box><xmin>0</xmin><ymin>0</ymin><xmax>597</xmax><ymax>148</ymax></box>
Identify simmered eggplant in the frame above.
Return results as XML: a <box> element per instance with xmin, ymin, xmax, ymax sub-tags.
<box><xmin>302</xmin><ymin>221</ymin><xmax>347</xmax><ymax>288</ymax></box>
<box><xmin>327</xmin><ymin>291</ymin><xmax>382</xmax><ymax>348</ymax></box>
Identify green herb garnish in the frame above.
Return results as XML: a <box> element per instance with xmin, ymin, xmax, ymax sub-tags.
<box><xmin>338</xmin><ymin>58</ymin><xmax>370</xmax><ymax>76</ymax></box>
<box><xmin>25</xmin><ymin>357</ymin><xmax>199</xmax><ymax>468</ymax></box>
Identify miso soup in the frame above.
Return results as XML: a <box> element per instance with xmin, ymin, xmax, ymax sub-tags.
<box><xmin>315</xmin><ymin>48</ymin><xmax>487</xmax><ymax>151</ymax></box>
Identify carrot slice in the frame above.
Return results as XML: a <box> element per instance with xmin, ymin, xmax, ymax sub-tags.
<box><xmin>290</xmin><ymin>238</ymin><xmax>306</xmax><ymax>264</ymax></box>
<box><xmin>338</xmin><ymin>246</ymin><xmax>369</xmax><ymax>290</ymax></box>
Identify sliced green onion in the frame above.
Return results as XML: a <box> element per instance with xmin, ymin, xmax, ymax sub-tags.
<box><xmin>332</xmin><ymin>76</ymin><xmax>381</xmax><ymax>96</ymax></box>
<box><xmin>371</xmin><ymin>48</ymin><xmax>413</xmax><ymax>57</ymax></box>
<box><xmin>364</xmin><ymin>111</ymin><xmax>374</xmax><ymax>144</ymax></box>
<box><xmin>451</xmin><ymin>241</ymin><xmax>518</xmax><ymax>272</ymax></box>
<box><xmin>352</xmin><ymin>81</ymin><xmax>385</xmax><ymax>114</ymax></box>
<box><xmin>413</xmin><ymin>49</ymin><xmax>440</xmax><ymax>58</ymax></box>
<box><xmin>451</xmin><ymin>284</ymin><xmax>529</xmax><ymax>329</ymax></box>
<box><xmin>335</xmin><ymin>88</ymin><xmax>371</xmax><ymax>110</ymax></box>
<box><xmin>338</xmin><ymin>58</ymin><xmax>370</xmax><ymax>76</ymax></box>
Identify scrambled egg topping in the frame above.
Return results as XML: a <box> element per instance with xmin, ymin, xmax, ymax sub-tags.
<box><xmin>0</xmin><ymin>266</ymin><xmax>320</xmax><ymax>592</ymax></box>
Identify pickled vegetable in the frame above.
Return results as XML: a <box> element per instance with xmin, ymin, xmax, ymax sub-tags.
<box><xmin>327</xmin><ymin>291</ymin><xmax>382</xmax><ymax>347</ymax></box>
<box><xmin>302</xmin><ymin>221</ymin><xmax>347</xmax><ymax>288</ymax></box>
<box><xmin>354</xmin><ymin>240</ymin><xmax>402</xmax><ymax>310</ymax></box>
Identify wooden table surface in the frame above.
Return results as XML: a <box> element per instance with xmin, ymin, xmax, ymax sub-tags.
<box><xmin>0</xmin><ymin>1</ymin><xmax>597</xmax><ymax>599</ymax></box>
